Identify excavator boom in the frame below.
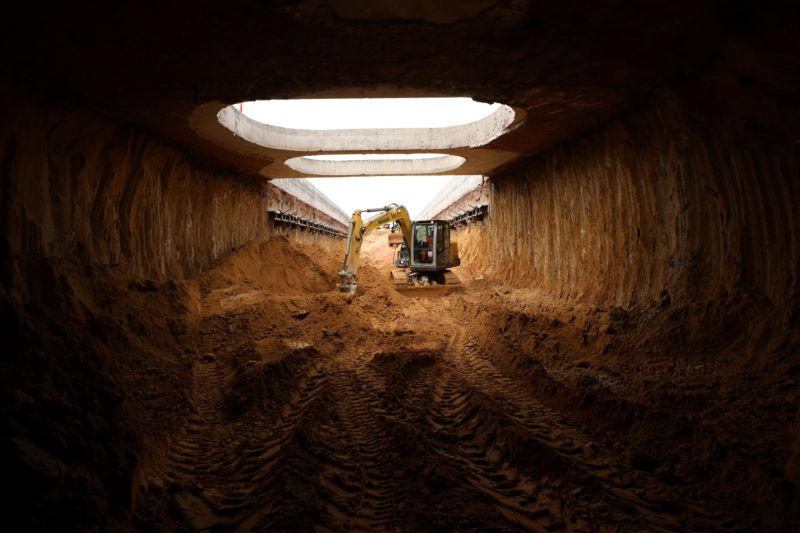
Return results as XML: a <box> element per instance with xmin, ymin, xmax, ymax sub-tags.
<box><xmin>339</xmin><ymin>204</ymin><xmax>412</xmax><ymax>292</ymax></box>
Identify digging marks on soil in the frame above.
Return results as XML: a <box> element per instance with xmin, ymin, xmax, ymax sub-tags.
<box><xmin>425</xmin><ymin>367</ymin><xmax>558</xmax><ymax>531</ymax></box>
<box><xmin>312</xmin><ymin>360</ymin><xmax>401</xmax><ymax>531</ymax></box>
<box><xmin>437</xmin><ymin>322</ymin><xmax>730</xmax><ymax>532</ymax></box>
<box><xmin>144</xmin><ymin>279</ymin><xmax>731</xmax><ymax>531</ymax></box>
<box><xmin>158</xmin><ymin>305</ymin><xmax>332</xmax><ymax>530</ymax></box>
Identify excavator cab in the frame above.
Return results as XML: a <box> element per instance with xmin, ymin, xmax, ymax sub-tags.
<box><xmin>409</xmin><ymin>221</ymin><xmax>459</xmax><ymax>271</ymax></box>
<box><xmin>389</xmin><ymin>220</ymin><xmax>461</xmax><ymax>288</ymax></box>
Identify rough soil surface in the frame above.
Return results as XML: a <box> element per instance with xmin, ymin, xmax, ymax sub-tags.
<box><xmin>112</xmin><ymin>234</ymin><xmax>795</xmax><ymax>531</ymax></box>
<box><xmin>3</xmin><ymin>233</ymin><xmax>798</xmax><ymax>531</ymax></box>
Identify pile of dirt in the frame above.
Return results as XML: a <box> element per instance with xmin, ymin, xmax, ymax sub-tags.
<box><xmin>198</xmin><ymin>236</ymin><xmax>337</xmax><ymax>296</ymax></box>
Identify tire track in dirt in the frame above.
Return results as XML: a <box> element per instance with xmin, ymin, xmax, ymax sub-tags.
<box><xmin>421</xmin><ymin>341</ymin><xmax>564</xmax><ymax>531</ymax></box>
<box><xmin>231</xmin><ymin>346</ymin><xmax>404</xmax><ymax>532</ymax></box>
<box><xmin>350</xmin><ymin>321</ymin><xmax>571</xmax><ymax>530</ymax></box>
<box><xmin>309</xmin><ymin>363</ymin><xmax>401</xmax><ymax>531</ymax></box>
<box><xmin>161</xmin><ymin>354</ymin><xmax>246</xmax><ymax>530</ymax></box>
<box><xmin>230</xmin><ymin>361</ymin><xmax>329</xmax><ymax>530</ymax></box>
<box><xmin>159</xmin><ymin>293</ymin><xmax>333</xmax><ymax>530</ymax></box>
<box><xmin>157</xmin><ymin>291</ymin><xmax>732</xmax><ymax>531</ymax></box>
<box><xmin>440</xmin><ymin>327</ymin><xmax>734</xmax><ymax>531</ymax></box>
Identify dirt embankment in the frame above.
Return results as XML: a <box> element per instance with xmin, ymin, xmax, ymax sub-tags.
<box><xmin>0</xmin><ymin>234</ymin><xmax>342</xmax><ymax>531</ymax></box>
<box><xmin>0</xmin><ymin>103</ymin><xmax>346</xmax><ymax>282</ymax></box>
<box><xmin>460</xmin><ymin>95</ymin><xmax>800</xmax><ymax>314</ymax></box>
<box><xmin>1</xmin><ymin>253</ymin><xmax>196</xmax><ymax>531</ymax></box>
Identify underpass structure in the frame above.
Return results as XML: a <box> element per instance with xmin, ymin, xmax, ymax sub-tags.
<box><xmin>2</xmin><ymin>2</ymin><xmax>799</xmax><ymax>531</ymax></box>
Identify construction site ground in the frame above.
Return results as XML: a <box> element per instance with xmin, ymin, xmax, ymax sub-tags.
<box><xmin>12</xmin><ymin>231</ymin><xmax>794</xmax><ymax>531</ymax></box>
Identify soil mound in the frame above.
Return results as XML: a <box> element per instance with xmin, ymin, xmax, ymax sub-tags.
<box><xmin>198</xmin><ymin>236</ymin><xmax>337</xmax><ymax>296</ymax></box>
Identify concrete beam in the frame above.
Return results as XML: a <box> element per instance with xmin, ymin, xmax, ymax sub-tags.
<box><xmin>284</xmin><ymin>154</ymin><xmax>465</xmax><ymax>176</ymax></box>
<box><xmin>216</xmin><ymin>104</ymin><xmax>515</xmax><ymax>151</ymax></box>
<box><xmin>189</xmin><ymin>101</ymin><xmax>523</xmax><ymax>179</ymax></box>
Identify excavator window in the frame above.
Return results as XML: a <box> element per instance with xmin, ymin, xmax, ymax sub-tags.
<box><xmin>413</xmin><ymin>223</ymin><xmax>435</xmax><ymax>264</ymax></box>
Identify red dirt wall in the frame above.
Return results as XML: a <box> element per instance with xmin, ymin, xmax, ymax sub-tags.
<box><xmin>0</xmin><ymin>102</ymin><xmax>340</xmax><ymax>281</ymax></box>
<box><xmin>460</xmin><ymin>95</ymin><xmax>799</xmax><ymax>311</ymax></box>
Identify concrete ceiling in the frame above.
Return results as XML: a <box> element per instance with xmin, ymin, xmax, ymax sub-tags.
<box><xmin>192</xmin><ymin>100</ymin><xmax>521</xmax><ymax>178</ymax></box>
<box><xmin>2</xmin><ymin>0</ymin><xmax>773</xmax><ymax>180</ymax></box>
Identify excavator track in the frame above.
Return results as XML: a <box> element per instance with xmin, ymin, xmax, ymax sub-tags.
<box><xmin>442</xmin><ymin>270</ymin><xmax>461</xmax><ymax>285</ymax></box>
<box><xmin>390</xmin><ymin>269</ymin><xmax>462</xmax><ymax>294</ymax></box>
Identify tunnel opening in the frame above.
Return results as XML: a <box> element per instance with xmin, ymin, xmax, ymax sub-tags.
<box><xmin>304</xmin><ymin>174</ymin><xmax>475</xmax><ymax>219</ymax></box>
<box><xmin>2</xmin><ymin>2</ymin><xmax>800</xmax><ymax>532</ymax></box>
<box><xmin>238</xmin><ymin>97</ymin><xmax>505</xmax><ymax>130</ymax></box>
<box><xmin>214</xmin><ymin>97</ymin><xmax>517</xmax><ymax>152</ymax></box>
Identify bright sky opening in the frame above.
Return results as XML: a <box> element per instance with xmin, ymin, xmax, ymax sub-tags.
<box><xmin>241</xmin><ymin>98</ymin><xmax>500</xmax><ymax>130</ymax></box>
<box><xmin>243</xmin><ymin>98</ymin><xmax>492</xmax><ymax>217</ymax></box>
<box><xmin>307</xmin><ymin>176</ymin><xmax>473</xmax><ymax>219</ymax></box>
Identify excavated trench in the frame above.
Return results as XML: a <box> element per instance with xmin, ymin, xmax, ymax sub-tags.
<box><xmin>2</xmin><ymin>2</ymin><xmax>800</xmax><ymax>532</ymax></box>
<box><xmin>2</xmin><ymin>86</ymin><xmax>799</xmax><ymax>532</ymax></box>
<box><xmin>9</xmin><ymin>233</ymin><xmax>749</xmax><ymax>531</ymax></box>
<box><xmin>2</xmin><ymin>93</ymin><xmax>800</xmax><ymax>531</ymax></box>
<box><xmin>3</xmin><ymin>215</ymin><xmax>798</xmax><ymax>532</ymax></box>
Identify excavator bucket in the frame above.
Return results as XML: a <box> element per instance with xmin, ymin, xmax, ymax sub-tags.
<box><xmin>389</xmin><ymin>269</ymin><xmax>408</xmax><ymax>288</ymax></box>
<box><xmin>338</xmin><ymin>270</ymin><xmax>357</xmax><ymax>292</ymax></box>
<box><xmin>387</xmin><ymin>232</ymin><xmax>404</xmax><ymax>247</ymax></box>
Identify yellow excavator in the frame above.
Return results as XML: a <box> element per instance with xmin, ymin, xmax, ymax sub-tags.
<box><xmin>338</xmin><ymin>204</ymin><xmax>461</xmax><ymax>292</ymax></box>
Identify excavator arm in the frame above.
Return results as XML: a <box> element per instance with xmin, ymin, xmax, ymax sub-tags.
<box><xmin>339</xmin><ymin>203</ymin><xmax>412</xmax><ymax>292</ymax></box>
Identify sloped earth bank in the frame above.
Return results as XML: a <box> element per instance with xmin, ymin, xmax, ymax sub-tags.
<box><xmin>5</xmin><ymin>235</ymin><xmax>798</xmax><ymax>531</ymax></box>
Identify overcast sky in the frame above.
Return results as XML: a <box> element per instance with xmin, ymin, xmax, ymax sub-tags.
<box><xmin>307</xmin><ymin>175</ymin><xmax>467</xmax><ymax>219</ymax></box>
<box><xmin>241</xmin><ymin>97</ymin><xmax>498</xmax><ymax>130</ymax></box>
<box><xmin>242</xmin><ymin>98</ymin><xmax>491</xmax><ymax>217</ymax></box>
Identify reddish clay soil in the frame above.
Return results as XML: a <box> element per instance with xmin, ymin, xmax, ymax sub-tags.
<box><xmin>3</xmin><ymin>234</ymin><xmax>798</xmax><ymax>531</ymax></box>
